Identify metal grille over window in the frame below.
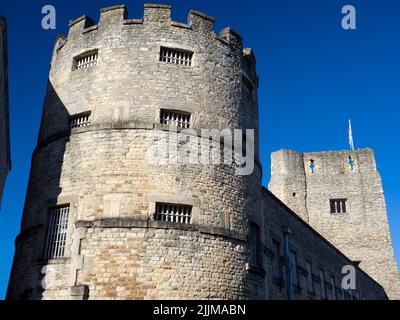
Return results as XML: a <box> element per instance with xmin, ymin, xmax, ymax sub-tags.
<box><xmin>160</xmin><ymin>47</ymin><xmax>193</xmax><ymax>66</ymax></box>
<box><xmin>74</xmin><ymin>51</ymin><xmax>98</xmax><ymax>70</ymax></box>
<box><xmin>290</xmin><ymin>250</ymin><xmax>299</xmax><ymax>286</ymax></box>
<box><xmin>44</xmin><ymin>205</ymin><xmax>69</xmax><ymax>260</ymax></box>
<box><xmin>330</xmin><ymin>199</ymin><xmax>347</xmax><ymax>214</ymax></box>
<box><xmin>70</xmin><ymin>112</ymin><xmax>91</xmax><ymax>129</ymax></box>
<box><xmin>154</xmin><ymin>203</ymin><xmax>192</xmax><ymax>224</ymax></box>
<box><xmin>160</xmin><ymin>110</ymin><xmax>191</xmax><ymax>129</ymax></box>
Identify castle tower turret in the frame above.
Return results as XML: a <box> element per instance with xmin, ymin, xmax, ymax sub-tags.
<box><xmin>269</xmin><ymin>148</ymin><xmax>400</xmax><ymax>299</ymax></box>
<box><xmin>7</xmin><ymin>4</ymin><xmax>262</xmax><ymax>299</ymax></box>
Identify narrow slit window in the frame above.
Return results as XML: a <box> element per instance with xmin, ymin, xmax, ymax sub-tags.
<box><xmin>330</xmin><ymin>199</ymin><xmax>347</xmax><ymax>214</ymax></box>
<box><xmin>154</xmin><ymin>203</ymin><xmax>192</xmax><ymax>224</ymax></box>
<box><xmin>44</xmin><ymin>205</ymin><xmax>70</xmax><ymax>260</ymax></box>
<box><xmin>330</xmin><ymin>276</ymin><xmax>337</xmax><ymax>300</ymax></box>
<box><xmin>73</xmin><ymin>50</ymin><xmax>98</xmax><ymax>70</ymax></box>
<box><xmin>160</xmin><ymin>47</ymin><xmax>193</xmax><ymax>66</ymax></box>
<box><xmin>70</xmin><ymin>111</ymin><xmax>91</xmax><ymax>129</ymax></box>
<box><xmin>160</xmin><ymin>109</ymin><xmax>191</xmax><ymax>129</ymax></box>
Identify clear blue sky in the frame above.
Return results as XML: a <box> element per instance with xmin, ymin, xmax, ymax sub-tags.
<box><xmin>0</xmin><ymin>0</ymin><xmax>399</xmax><ymax>299</ymax></box>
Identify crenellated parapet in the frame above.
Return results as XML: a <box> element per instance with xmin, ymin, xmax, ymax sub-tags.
<box><xmin>56</xmin><ymin>4</ymin><xmax>250</xmax><ymax>62</ymax></box>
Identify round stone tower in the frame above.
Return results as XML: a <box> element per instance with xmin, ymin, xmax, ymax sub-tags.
<box><xmin>7</xmin><ymin>4</ymin><xmax>262</xmax><ymax>300</ymax></box>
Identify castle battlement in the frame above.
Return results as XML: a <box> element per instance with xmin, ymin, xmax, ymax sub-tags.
<box><xmin>7</xmin><ymin>4</ymin><xmax>398</xmax><ymax>301</ymax></box>
<box><xmin>56</xmin><ymin>4</ymin><xmax>247</xmax><ymax>56</ymax></box>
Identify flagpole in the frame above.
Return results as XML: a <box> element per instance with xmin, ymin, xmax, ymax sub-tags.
<box><xmin>349</xmin><ymin>119</ymin><xmax>355</xmax><ymax>151</ymax></box>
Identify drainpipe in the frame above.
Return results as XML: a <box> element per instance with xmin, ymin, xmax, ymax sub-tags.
<box><xmin>282</xmin><ymin>225</ymin><xmax>292</xmax><ymax>300</ymax></box>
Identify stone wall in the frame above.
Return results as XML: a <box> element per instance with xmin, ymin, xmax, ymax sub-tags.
<box><xmin>269</xmin><ymin>149</ymin><xmax>400</xmax><ymax>299</ymax></box>
<box><xmin>0</xmin><ymin>16</ymin><xmax>11</xmax><ymax>207</ymax></box>
<box><xmin>261</xmin><ymin>189</ymin><xmax>387</xmax><ymax>300</ymax></box>
<box><xmin>7</xmin><ymin>4</ymin><xmax>391</xmax><ymax>300</ymax></box>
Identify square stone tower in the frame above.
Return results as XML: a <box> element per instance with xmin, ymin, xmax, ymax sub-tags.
<box><xmin>269</xmin><ymin>148</ymin><xmax>400</xmax><ymax>299</ymax></box>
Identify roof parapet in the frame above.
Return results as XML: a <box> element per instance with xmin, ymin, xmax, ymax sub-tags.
<box><xmin>220</xmin><ymin>27</ymin><xmax>242</xmax><ymax>50</ymax></box>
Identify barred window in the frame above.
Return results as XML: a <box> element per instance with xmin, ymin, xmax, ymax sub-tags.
<box><xmin>44</xmin><ymin>205</ymin><xmax>69</xmax><ymax>260</ymax></box>
<box><xmin>249</xmin><ymin>222</ymin><xmax>261</xmax><ymax>267</ymax></box>
<box><xmin>160</xmin><ymin>47</ymin><xmax>193</xmax><ymax>66</ymax></box>
<box><xmin>73</xmin><ymin>50</ymin><xmax>98</xmax><ymax>70</ymax></box>
<box><xmin>330</xmin><ymin>199</ymin><xmax>347</xmax><ymax>214</ymax></box>
<box><xmin>154</xmin><ymin>203</ymin><xmax>192</xmax><ymax>224</ymax></box>
<box><xmin>160</xmin><ymin>109</ymin><xmax>191</xmax><ymax>129</ymax></box>
<box><xmin>70</xmin><ymin>111</ymin><xmax>91</xmax><ymax>129</ymax></box>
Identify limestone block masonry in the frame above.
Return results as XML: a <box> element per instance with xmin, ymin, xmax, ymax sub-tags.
<box><xmin>6</xmin><ymin>4</ymin><xmax>395</xmax><ymax>300</ymax></box>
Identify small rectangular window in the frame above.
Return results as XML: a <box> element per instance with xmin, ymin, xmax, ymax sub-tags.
<box><xmin>70</xmin><ymin>111</ymin><xmax>91</xmax><ymax>129</ymax></box>
<box><xmin>44</xmin><ymin>205</ymin><xmax>70</xmax><ymax>260</ymax></box>
<box><xmin>249</xmin><ymin>222</ymin><xmax>261</xmax><ymax>267</ymax></box>
<box><xmin>272</xmin><ymin>240</ymin><xmax>282</xmax><ymax>279</ymax></box>
<box><xmin>305</xmin><ymin>261</ymin><xmax>314</xmax><ymax>294</ymax></box>
<box><xmin>330</xmin><ymin>199</ymin><xmax>347</xmax><ymax>214</ymax></box>
<box><xmin>160</xmin><ymin>109</ymin><xmax>191</xmax><ymax>129</ymax></box>
<box><xmin>154</xmin><ymin>203</ymin><xmax>192</xmax><ymax>224</ymax></box>
<box><xmin>319</xmin><ymin>269</ymin><xmax>327</xmax><ymax>299</ymax></box>
<box><xmin>160</xmin><ymin>47</ymin><xmax>193</xmax><ymax>66</ymax></box>
<box><xmin>73</xmin><ymin>50</ymin><xmax>98</xmax><ymax>70</ymax></box>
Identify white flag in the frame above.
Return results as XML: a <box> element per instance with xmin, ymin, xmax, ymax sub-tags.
<box><xmin>349</xmin><ymin>119</ymin><xmax>354</xmax><ymax>150</ymax></box>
